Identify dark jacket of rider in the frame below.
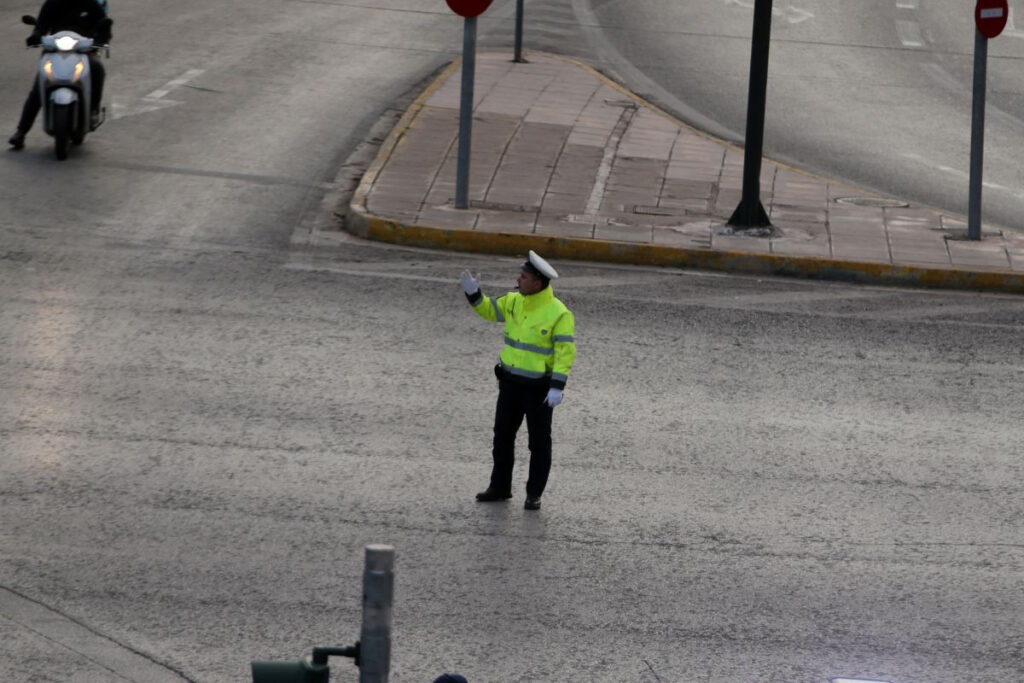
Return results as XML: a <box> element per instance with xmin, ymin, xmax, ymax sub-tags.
<box><xmin>31</xmin><ymin>0</ymin><xmax>110</xmax><ymax>42</ymax></box>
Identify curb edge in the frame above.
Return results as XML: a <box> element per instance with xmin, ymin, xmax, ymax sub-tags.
<box><xmin>345</xmin><ymin>54</ymin><xmax>1024</xmax><ymax>295</ymax></box>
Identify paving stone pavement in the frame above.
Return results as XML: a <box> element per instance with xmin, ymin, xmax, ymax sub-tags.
<box><xmin>345</xmin><ymin>51</ymin><xmax>1024</xmax><ymax>293</ymax></box>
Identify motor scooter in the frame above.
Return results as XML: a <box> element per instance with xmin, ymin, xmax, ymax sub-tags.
<box><xmin>22</xmin><ymin>14</ymin><xmax>110</xmax><ymax>160</ymax></box>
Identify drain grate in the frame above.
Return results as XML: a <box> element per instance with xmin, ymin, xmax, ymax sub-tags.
<box><xmin>631</xmin><ymin>204</ymin><xmax>689</xmax><ymax>217</ymax></box>
<box><xmin>942</xmin><ymin>229</ymin><xmax>1002</xmax><ymax>240</ymax></box>
<box><xmin>470</xmin><ymin>200</ymin><xmax>539</xmax><ymax>213</ymax></box>
<box><xmin>834</xmin><ymin>196</ymin><xmax>909</xmax><ymax>209</ymax></box>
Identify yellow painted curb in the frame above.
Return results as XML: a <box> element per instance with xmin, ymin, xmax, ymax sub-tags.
<box><xmin>347</xmin><ymin>212</ymin><xmax>1024</xmax><ymax>293</ymax></box>
<box><xmin>346</xmin><ymin>53</ymin><xmax>1024</xmax><ymax>295</ymax></box>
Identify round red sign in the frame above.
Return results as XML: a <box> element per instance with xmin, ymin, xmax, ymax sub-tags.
<box><xmin>446</xmin><ymin>0</ymin><xmax>493</xmax><ymax>18</ymax></box>
<box><xmin>976</xmin><ymin>0</ymin><xmax>1009</xmax><ymax>39</ymax></box>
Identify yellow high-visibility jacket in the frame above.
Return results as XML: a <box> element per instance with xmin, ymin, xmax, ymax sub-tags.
<box><xmin>468</xmin><ymin>285</ymin><xmax>576</xmax><ymax>389</ymax></box>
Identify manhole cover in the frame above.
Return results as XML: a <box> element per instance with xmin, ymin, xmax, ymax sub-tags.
<box><xmin>834</xmin><ymin>196</ymin><xmax>909</xmax><ymax>208</ymax></box>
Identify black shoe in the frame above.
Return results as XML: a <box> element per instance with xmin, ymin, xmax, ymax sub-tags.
<box><xmin>524</xmin><ymin>495</ymin><xmax>541</xmax><ymax>510</ymax></box>
<box><xmin>8</xmin><ymin>131</ymin><xmax>25</xmax><ymax>150</ymax></box>
<box><xmin>476</xmin><ymin>488</ymin><xmax>512</xmax><ymax>502</ymax></box>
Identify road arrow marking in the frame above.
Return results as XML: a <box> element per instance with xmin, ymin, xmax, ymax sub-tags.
<box><xmin>110</xmin><ymin>96</ymin><xmax>182</xmax><ymax>120</ymax></box>
<box><xmin>145</xmin><ymin>68</ymin><xmax>206</xmax><ymax>100</ymax></box>
<box><xmin>111</xmin><ymin>69</ymin><xmax>206</xmax><ymax>120</ymax></box>
<box><xmin>723</xmin><ymin>0</ymin><xmax>815</xmax><ymax>25</ymax></box>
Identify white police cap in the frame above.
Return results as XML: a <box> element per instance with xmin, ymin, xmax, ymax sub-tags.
<box><xmin>525</xmin><ymin>250</ymin><xmax>559</xmax><ymax>280</ymax></box>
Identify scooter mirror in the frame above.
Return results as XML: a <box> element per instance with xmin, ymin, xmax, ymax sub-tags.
<box><xmin>22</xmin><ymin>15</ymin><xmax>37</xmax><ymax>25</ymax></box>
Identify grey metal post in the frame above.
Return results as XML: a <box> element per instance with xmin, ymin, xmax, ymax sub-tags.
<box><xmin>514</xmin><ymin>0</ymin><xmax>525</xmax><ymax>63</ymax></box>
<box><xmin>359</xmin><ymin>545</ymin><xmax>394</xmax><ymax>683</ymax></box>
<box><xmin>968</xmin><ymin>28</ymin><xmax>988</xmax><ymax>241</ymax></box>
<box><xmin>455</xmin><ymin>17</ymin><xmax>478</xmax><ymax>210</ymax></box>
<box><xmin>727</xmin><ymin>0</ymin><xmax>773</xmax><ymax>229</ymax></box>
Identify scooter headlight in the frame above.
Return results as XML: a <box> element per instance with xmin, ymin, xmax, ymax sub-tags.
<box><xmin>54</xmin><ymin>35</ymin><xmax>78</xmax><ymax>51</ymax></box>
<box><xmin>43</xmin><ymin>60</ymin><xmax>54</xmax><ymax>81</ymax></box>
<box><xmin>72</xmin><ymin>62</ymin><xmax>85</xmax><ymax>83</ymax></box>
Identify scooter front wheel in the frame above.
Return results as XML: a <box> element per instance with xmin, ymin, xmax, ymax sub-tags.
<box><xmin>53</xmin><ymin>104</ymin><xmax>72</xmax><ymax>160</ymax></box>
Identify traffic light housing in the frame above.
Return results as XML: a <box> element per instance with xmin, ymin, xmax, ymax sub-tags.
<box><xmin>252</xmin><ymin>645</ymin><xmax>359</xmax><ymax>683</ymax></box>
<box><xmin>251</xmin><ymin>659</ymin><xmax>328</xmax><ymax>683</ymax></box>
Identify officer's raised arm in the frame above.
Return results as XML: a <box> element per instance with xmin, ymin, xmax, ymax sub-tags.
<box><xmin>460</xmin><ymin>270</ymin><xmax>507</xmax><ymax>323</ymax></box>
<box><xmin>459</xmin><ymin>270</ymin><xmax>479</xmax><ymax>298</ymax></box>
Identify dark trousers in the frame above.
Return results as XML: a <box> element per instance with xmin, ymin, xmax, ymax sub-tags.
<box><xmin>490</xmin><ymin>380</ymin><xmax>554</xmax><ymax>498</ymax></box>
<box><xmin>17</xmin><ymin>56</ymin><xmax>105</xmax><ymax>133</ymax></box>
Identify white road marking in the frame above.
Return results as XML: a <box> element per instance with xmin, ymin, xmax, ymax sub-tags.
<box><xmin>722</xmin><ymin>0</ymin><xmax>815</xmax><ymax>25</ymax></box>
<box><xmin>895</xmin><ymin>0</ymin><xmax>918</xmax><ymax>9</ymax></box>
<box><xmin>903</xmin><ymin>153</ymin><xmax>1024</xmax><ymax>199</ymax></box>
<box><xmin>584</xmin><ymin>104</ymin><xmax>634</xmax><ymax>218</ymax></box>
<box><xmin>145</xmin><ymin>69</ymin><xmax>206</xmax><ymax>101</ymax></box>
<box><xmin>1001</xmin><ymin>5</ymin><xmax>1024</xmax><ymax>38</ymax></box>
<box><xmin>111</xmin><ymin>96</ymin><xmax>182</xmax><ymax>120</ymax></box>
<box><xmin>895</xmin><ymin>19</ymin><xmax>925</xmax><ymax>47</ymax></box>
<box><xmin>113</xmin><ymin>69</ymin><xmax>206</xmax><ymax>121</ymax></box>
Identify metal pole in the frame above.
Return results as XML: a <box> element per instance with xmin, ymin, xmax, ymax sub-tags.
<box><xmin>514</xmin><ymin>0</ymin><xmax>525</xmax><ymax>63</ymax></box>
<box><xmin>968</xmin><ymin>28</ymin><xmax>988</xmax><ymax>241</ymax></box>
<box><xmin>455</xmin><ymin>17</ymin><xmax>477</xmax><ymax>210</ymax></box>
<box><xmin>359</xmin><ymin>545</ymin><xmax>394</xmax><ymax>683</ymax></box>
<box><xmin>728</xmin><ymin>0</ymin><xmax>773</xmax><ymax>229</ymax></box>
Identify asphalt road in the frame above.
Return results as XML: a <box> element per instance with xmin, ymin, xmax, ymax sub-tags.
<box><xmin>578</xmin><ymin>0</ymin><xmax>1024</xmax><ymax>233</ymax></box>
<box><xmin>2</xmin><ymin>2</ymin><xmax>1024</xmax><ymax>683</ymax></box>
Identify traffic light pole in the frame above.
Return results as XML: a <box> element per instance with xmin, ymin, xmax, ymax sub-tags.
<box><xmin>728</xmin><ymin>0</ymin><xmax>774</xmax><ymax>230</ymax></box>
<box><xmin>455</xmin><ymin>16</ymin><xmax>478</xmax><ymax>210</ymax></box>
<box><xmin>968</xmin><ymin>28</ymin><xmax>988</xmax><ymax>241</ymax></box>
<box><xmin>359</xmin><ymin>545</ymin><xmax>394</xmax><ymax>683</ymax></box>
<box><xmin>514</xmin><ymin>0</ymin><xmax>525</xmax><ymax>63</ymax></box>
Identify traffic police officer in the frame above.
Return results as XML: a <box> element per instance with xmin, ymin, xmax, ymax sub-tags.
<box><xmin>460</xmin><ymin>251</ymin><xmax>577</xmax><ymax>510</ymax></box>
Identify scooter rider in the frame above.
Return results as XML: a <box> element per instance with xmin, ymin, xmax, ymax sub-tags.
<box><xmin>8</xmin><ymin>0</ymin><xmax>113</xmax><ymax>150</ymax></box>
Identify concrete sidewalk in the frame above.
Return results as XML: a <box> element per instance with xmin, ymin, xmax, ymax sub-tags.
<box><xmin>346</xmin><ymin>51</ymin><xmax>1024</xmax><ymax>294</ymax></box>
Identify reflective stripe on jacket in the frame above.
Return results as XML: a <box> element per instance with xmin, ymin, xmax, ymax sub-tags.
<box><xmin>468</xmin><ymin>285</ymin><xmax>576</xmax><ymax>390</ymax></box>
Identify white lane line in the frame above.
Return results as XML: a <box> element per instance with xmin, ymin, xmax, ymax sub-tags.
<box><xmin>895</xmin><ymin>20</ymin><xmax>925</xmax><ymax>48</ymax></box>
<box><xmin>145</xmin><ymin>69</ymin><xmax>206</xmax><ymax>101</ymax></box>
<box><xmin>584</xmin><ymin>103</ymin><xmax>636</xmax><ymax>218</ymax></box>
<box><xmin>110</xmin><ymin>96</ymin><xmax>182</xmax><ymax>120</ymax></box>
<box><xmin>113</xmin><ymin>69</ymin><xmax>206</xmax><ymax>121</ymax></box>
<box><xmin>895</xmin><ymin>0</ymin><xmax>918</xmax><ymax>9</ymax></box>
<box><xmin>723</xmin><ymin>0</ymin><xmax>815</xmax><ymax>24</ymax></box>
<box><xmin>1003</xmin><ymin>6</ymin><xmax>1024</xmax><ymax>38</ymax></box>
<box><xmin>903</xmin><ymin>153</ymin><xmax>1024</xmax><ymax>199</ymax></box>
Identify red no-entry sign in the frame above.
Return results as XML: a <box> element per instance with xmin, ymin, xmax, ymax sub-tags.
<box><xmin>446</xmin><ymin>0</ymin><xmax>493</xmax><ymax>18</ymax></box>
<box><xmin>976</xmin><ymin>0</ymin><xmax>1009</xmax><ymax>39</ymax></box>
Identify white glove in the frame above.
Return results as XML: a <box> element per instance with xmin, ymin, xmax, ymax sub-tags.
<box><xmin>460</xmin><ymin>270</ymin><xmax>479</xmax><ymax>295</ymax></box>
<box><xmin>543</xmin><ymin>388</ymin><xmax>563</xmax><ymax>407</ymax></box>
